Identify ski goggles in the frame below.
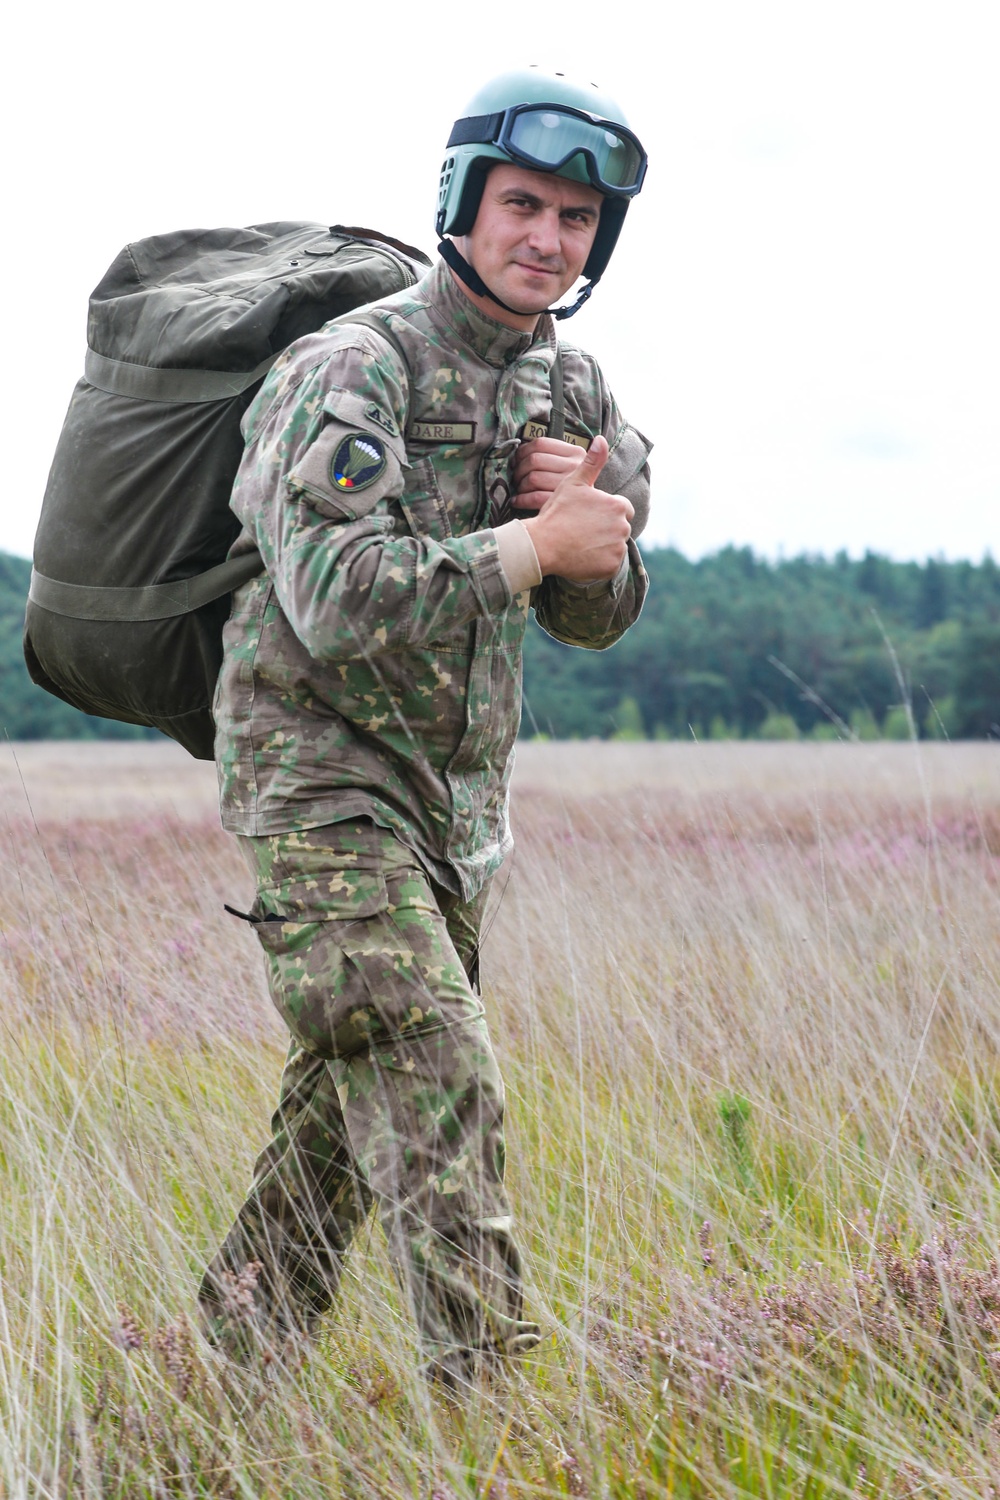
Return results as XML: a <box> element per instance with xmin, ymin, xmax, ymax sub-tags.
<box><xmin>447</xmin><ymin>103</ymin><xmax>648</xmax><ymax>198</ymax></box>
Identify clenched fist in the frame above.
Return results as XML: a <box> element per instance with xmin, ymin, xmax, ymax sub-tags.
<box><xmin>521</xmin><ymin>435</ymin><xmax>633</xmax><ymax>582</ymax></box>
<box><xmin>512</xmin><ymin>435</ymin><xmax>587</xmax><ymax>513</ymax></box>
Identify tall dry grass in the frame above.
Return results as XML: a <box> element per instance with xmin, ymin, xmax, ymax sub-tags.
<box><xmin>3</xmin><ymin>740</ymin><xmax>1000</xmax><ymax>1497</ymax></box>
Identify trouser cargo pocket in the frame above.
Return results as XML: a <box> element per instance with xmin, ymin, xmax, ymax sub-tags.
<box><xmin>251</xmin><ymin>899</ymin><xmax>480</xmax><ymax>1060</ymax></box>
<box><xmin>234</xmin><ymin>822</ymin><xmax>486</xmax><ymax>1061</ymax></box>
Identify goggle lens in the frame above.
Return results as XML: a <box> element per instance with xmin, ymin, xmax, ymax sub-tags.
<box><xmin>505</xmin><ymin>106</ymin><xmax>645</xmax><ymax>193</ymax></box>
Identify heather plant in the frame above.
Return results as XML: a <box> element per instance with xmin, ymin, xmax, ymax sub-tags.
<box><xmin>3</xmin><ymin>740</ymin><xmax>1000</xmax><ymax>1497</ymax></box>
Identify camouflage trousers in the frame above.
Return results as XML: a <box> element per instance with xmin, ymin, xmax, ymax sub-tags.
<box><xmin>198</xmin><ymin>819</ymin><xmax>539</xmax><ymax>1384</ymax></box>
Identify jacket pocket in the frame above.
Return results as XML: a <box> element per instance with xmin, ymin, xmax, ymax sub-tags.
<box><xmin>397</xmin><ymin>456</ymin><xmax>453</xmax><ymax>542</ymax></box>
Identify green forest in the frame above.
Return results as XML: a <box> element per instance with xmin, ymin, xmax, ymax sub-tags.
<box><xmin>3</xmin><ymin>547</ymin><xmax>999</xmax><ymax>743</ymax></box>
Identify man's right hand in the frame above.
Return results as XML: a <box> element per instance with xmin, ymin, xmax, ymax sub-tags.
<box><xmin>521</xmin><ymin>435</ymin><xmax>634</xmax><ymax>581</ymax></box>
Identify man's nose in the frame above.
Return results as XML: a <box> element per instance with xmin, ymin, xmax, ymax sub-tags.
<box><xmin>525</xmin><ymin>211</ymin><xmax>563</xmax><ymax>259</ymax></box>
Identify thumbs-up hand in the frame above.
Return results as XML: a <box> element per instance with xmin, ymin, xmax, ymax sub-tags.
<box><xmin>521</xmin><ymin>435</ymin><xmax>634</xmax><ymax>581</ymax></box>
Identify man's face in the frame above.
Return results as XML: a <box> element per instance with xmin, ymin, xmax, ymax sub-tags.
<box><xmin>457</xmin><ymin>163</ymin><xmax>603</xmax><ymax>319</ymax></box>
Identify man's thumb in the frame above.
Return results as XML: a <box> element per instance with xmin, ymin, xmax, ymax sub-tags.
<box><xmin>574</xmin><ymin>433</ymin><xmax>609</xmax><ymax>483</ymax></box>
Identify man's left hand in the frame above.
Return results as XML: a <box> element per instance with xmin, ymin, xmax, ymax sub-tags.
<box><xmin>512</xmin><ymin>437</ymin><xmax>591</xmax><ymax>512</ymax></box>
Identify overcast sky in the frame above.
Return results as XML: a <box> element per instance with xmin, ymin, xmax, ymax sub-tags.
<box><xmin>4</xmin><ymin>0</ymin><xmax>997</xmax><ymax>564</ymax></box>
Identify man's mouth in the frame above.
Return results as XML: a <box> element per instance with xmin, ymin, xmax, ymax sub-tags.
<box><xmin>514</xmin><ymin>261</ymin><xmax>561</xmax><ymax>279</ymax></box>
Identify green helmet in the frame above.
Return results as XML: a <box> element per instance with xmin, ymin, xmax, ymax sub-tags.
<box><xmin>436</xmin><ymin>67</ymin><xmax>648</xmax><ymax>286</ymax></box>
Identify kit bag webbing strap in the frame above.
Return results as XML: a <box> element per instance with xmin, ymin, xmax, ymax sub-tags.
<box><xmin>29</xmin><ymin>550</ymin><xmax>265</xmax><ymax>622</ymax></box>
<box><xmin>84</xmin><ymin>349</ymin><xmax>280</xmax><ymax>404</ymax></box>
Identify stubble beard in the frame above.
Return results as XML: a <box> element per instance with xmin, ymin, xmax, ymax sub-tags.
<box><xmin>501</xmin><ymin>255</ymin><xmax>570</xmax><ymax>315</ymax></box>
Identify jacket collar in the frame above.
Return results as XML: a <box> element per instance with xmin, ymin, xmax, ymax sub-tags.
<box><xmin>421</xmin><ymin>258</ymin><xmax>555</xmax><ymax>368</ymax></box>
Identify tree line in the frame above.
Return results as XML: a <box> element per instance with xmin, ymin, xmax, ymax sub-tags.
<box><xmin>0</xmin><ymin>553</ymin><xmax>155</xmax><ymax>742</ymax></box>
<box><xmin>3</xmin><ymin>547</ymin><xmax>999</xmax><ymax>743</ymax></box>
<box><xmin>526</xmin><ymin>546</ymin><xmax>1000</xmax><ymax>740</ymax></box>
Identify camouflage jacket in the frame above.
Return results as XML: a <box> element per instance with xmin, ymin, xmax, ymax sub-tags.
<box><xmin>215</xmin><ymin>258</ymin><xmax>651</xmax><ymax>899</ymax></box>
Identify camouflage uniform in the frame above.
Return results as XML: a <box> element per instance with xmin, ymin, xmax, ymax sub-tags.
<box><xmin>200</xmin><ymin>258</ymin><xmax>651</xmax><ymax>1381</ymax></box>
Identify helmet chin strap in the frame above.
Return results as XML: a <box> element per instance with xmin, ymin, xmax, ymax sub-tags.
<box><xmin>437</xmin><ymin>239</ymin><xmax>596</xmax><ymax>321</ymax></box>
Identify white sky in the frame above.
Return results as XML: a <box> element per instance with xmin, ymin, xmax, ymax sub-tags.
<box><xmin>4</xmin><ymin>0</ymin><xmax>998</xmax><ymax>563</ymax></box>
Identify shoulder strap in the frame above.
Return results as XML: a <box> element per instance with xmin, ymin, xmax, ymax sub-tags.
<box><xmin>334</xmin><ymin>311</ymin><xmax>414</xmax><ymax>441</ymax></box>
<box><xmin>547</xmin><ymin>342</ymin><xmax>566</xmax><ymax>442</ymax></box>
<box><xmin>335</xmin><ymin>310</ymin><xmax>412</xmax><ymax>379</ymax></box>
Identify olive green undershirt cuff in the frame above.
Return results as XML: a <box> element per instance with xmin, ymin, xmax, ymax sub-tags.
<box><xmin>493</xmin><ymin>520</ymin><xmax>543</xmax><ymax>595</ymax></box>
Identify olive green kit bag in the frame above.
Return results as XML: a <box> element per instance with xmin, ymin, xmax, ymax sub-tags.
<box><xmin>24</xmin><ymin>222</ymin><xmax>430</xmax><ymax>760</ymax></box>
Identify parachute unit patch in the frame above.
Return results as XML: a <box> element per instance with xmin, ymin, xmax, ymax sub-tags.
<box><xmin>330</xmin><ymin>433</ymin><xmax>387</xmax><ymax>491</ymax></box>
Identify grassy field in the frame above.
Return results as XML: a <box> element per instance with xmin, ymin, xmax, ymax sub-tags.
<box><xmin>4</xmin><ymin>739</ymin><xmax>1000</xmax><ymax>1498</ymax></box>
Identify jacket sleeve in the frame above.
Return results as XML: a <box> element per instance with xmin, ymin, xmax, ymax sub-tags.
<box><xmin>231</xmin><ymin>330</ymin><xmax>513</xmax><ymax>662</ymax></box>
<box><xmin>531</xmin><ymin>348</ymin><xmax>652</xmax><ymax>650</ymax></box>
<box><xmin>532</xmin><ymin>541</ymin><xmax>649</xmax><ymax>649</ymax></box>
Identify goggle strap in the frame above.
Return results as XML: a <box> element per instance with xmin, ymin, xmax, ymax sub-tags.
<box><xmin>447</xmin><ymin>114</ymin><xmax>505</xmax><ymax>149</ymax></box>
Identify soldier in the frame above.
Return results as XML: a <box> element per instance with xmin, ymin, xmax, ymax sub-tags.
<box><xmin>198</xmin><ymin>67</ymin><xmax>652</xmax><ymax>1391</ymax></box>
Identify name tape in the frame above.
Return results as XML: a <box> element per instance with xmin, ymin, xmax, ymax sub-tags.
<box><xmin>409</xmin><ymin>420</ymin><xmax>476</xmax><ymax>443</ymax></box>
<box><xmin>521</xmin><ymin>421</ymin><xmax>591</xmax><ymax>450</ymax></box>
